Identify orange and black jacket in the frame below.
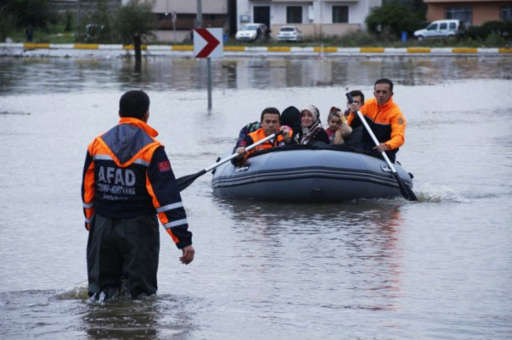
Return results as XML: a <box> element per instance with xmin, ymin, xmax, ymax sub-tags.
<box><xmin>347</xmin><ymin>97</ymin><xmax>406</xmax><ymax>162</ymax></box>
<box><xmin>81</xmin><ymin>117</ymin><xmax>191</xmax><ymax>249</ymax></box>
<box><xmin>245</xmin><ymin>128</ymin><xmax>292</xmax><ymax>153</ymax></box>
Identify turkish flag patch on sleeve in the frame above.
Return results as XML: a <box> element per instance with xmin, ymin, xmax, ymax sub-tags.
<box><xmin>158</xmin><ymin>160</ymin><xmax>171</xmax><ymax>172</ymax></box>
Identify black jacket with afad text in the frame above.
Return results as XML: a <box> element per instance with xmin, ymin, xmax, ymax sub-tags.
<box><xmin>81</xmin><ymin>117</ymin><xmax>192</xmax><ymax>249</ymax></box>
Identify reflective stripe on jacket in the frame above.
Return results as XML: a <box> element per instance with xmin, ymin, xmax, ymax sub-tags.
<box><xmin>81</xmin><ymin>117</ymin><xmax>192</xmax><ymax>249</ymax></box>
<box><xmin>347</xmin><ymin>97</ymin><xmax>406</xmax><ymax>150</ymax></box>
<box><xmin>245</xmin><ymin>128</ymin><xmax>292</xmax><ymax>156</ymax></box>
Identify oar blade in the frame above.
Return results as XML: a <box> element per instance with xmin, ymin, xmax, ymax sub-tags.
<box><xmin>176</xmin><ymin>132</ymin><xmax>279</xmax><ymax>192</ymax></box>
<box><xmin>176</xmin><ymin>169</ymin><xmax>207</xmax><ymax>192</ymax></box>
<box><xmin>393</xmin><ymin>172</ymin><xmax>417</xmax><ymax>201</ymax></box>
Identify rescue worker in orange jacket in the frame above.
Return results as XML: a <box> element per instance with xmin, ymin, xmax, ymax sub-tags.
<box><xmin>234</xmin><ymin>107</ymin><xmax>293</xmax><ymax>163</ymax></box>
<box><xmin>81</xmin><ymin>90</ymin><xmax>194</xmax><ymax>300</ymax></box>
<box><xmin>347</xmin><ymin>78</ymin><xmax>406</xmax><ymax>162</ymax></box>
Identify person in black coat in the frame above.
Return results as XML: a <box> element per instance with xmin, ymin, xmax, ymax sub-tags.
<box><xmin>280</xmin><ymin>105</ymin><xmax>301</xmax><ymax>141</ymax></box>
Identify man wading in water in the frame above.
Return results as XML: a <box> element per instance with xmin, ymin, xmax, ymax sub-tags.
<box><xmin>81</xmin><ymin>90</ymin><xmax>195</xmax><ymax>301</ymax></box>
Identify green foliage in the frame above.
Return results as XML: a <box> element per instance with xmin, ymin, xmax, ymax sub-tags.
<box><xmin>485</xmin><ymin>32</ymin><xmax>506</xmax><ymax>46</ymax></box>
<box><xmin>0</xmin><ymin>11</ymin><xmax>17</xmax><ymax>41</ymax></box>
<box><xmin>115</xmin><ymin>0</ymin><xmax>156</xmax><ymax>44</ymax></box>
<box><xmin>338</xmin><ymin>31</ymin><xmax>379</xmax><ymax>46</ymax></box>
<box><xmin>64</xmin><ymin>11</ymin><xmax>74</xmax><ymax>32</ymax></box>
<box><xmin>366</xmin><ymin>1</ymin><xmax>426</xmax><ymax>38</ymax></box>
<box><xmin>2</xmin><ymin>0</ymin><xmax>53</xmax><ymax>28</ymax></box>
<box><xmin>461</xmin><ymin>21</ymin><xmax>512</xmax><ymax>41</ymax></box>
<box><xmin>75</xmin><ymin>0</ymin><xmax>117</xmax><ymax>43</ymax></box>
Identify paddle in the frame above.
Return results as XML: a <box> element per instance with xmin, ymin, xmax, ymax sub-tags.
<box><xmin>346</xmin><ymin>92</ymin><xmax>417</xmax><ymax>201</ymax></box>
<box><xmin>176</xmin><ymin>131</ymin><xmax>281</xmax><ymax>191</ymax></box>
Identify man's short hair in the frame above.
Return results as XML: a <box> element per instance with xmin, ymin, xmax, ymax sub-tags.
<box><xmin>374</xmin><ymin>78</ymin><xmax>394</xmax><ymax>92</ymax></box>
<box><xmin>260</xmin><ymin>107</ymin><xmax>280</xmax><ymax>121</ymax></box>
<box><xmin>327</xmin><ymin>108</ymin><xmax>342</xmax><ymax>122</ymax></box>
<box><xmin>349</xmin><ymin>90</ymin><xmax>365</xmax><ymax>105</ymax></box>
<box><xmin>119</xmin><ymin>90</ymin><xmax>150</xmax><ymax>119</ymax></box>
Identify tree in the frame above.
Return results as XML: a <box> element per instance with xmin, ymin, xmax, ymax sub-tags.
<box><xmin>0</xmin><ymin>4</ymin><xmax>16</xmax><ymax>41</ymax></box>
<box><xmin>79</xmin><ymin>0</ymin><xmax>116</xmax><ymax>43</ymax></box>
<box><xmin>366</xmin><ymin>1</ymin><xmax>426</xmax><ymax>39</ymax></box>
<box><xmin>2</xmin><ymin>0</ymin><xmax>51</xmax><ymax>28</ymax></box>
<box><xmin>116</xmin><ymin>0</ymin><xmax>156</xmax><ymax>72</ymax></box>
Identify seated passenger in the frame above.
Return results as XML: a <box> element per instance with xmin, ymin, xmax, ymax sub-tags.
<box><xmin>233</xmin><ymin>105</ymin><xmax>300</xmax><ymax>152</ymax></box>
<box><xmin>280</xmin><ymin>106</ymin><xmax>301</xmax><ymax>141</ymax></box>
<box><xmin>297</xmin><ymin>104</ymin><xmax>329</xmax><ymax>145</ymax></box>
<box><xmin>233</xmin><ymin>120</ymin><xmax>260</xmax><ymax>153</ymax></box>
<box><xmin>326</xmin><ymin>107</ymin><xmax>352</xmax><ymax>145</ymax></box>
<box><xmin>339</xmin><ymin>89</ymin><xmax>365</xmax><ymax>148</ymax></box>
<box><xmin>344</xmin><ymin>90</ymin><xmax>364</xmax><ymax>118</ymax></box>
<box><xmin>234</xmin><ymin>107</ymin><xmax>293</xmax><ymax>164</ymax></box>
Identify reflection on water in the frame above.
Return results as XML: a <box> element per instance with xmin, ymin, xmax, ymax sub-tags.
<box><xmin>1</xmin><ymin>56</ymin><xmax>511</xmax><ymax>94</ymax></box>
<box><xmin>0</xmin><ymin>290</ymin><xmax>195</xmax><ymax>339</ymax></box>
<box><xmin>1</xmin><ymin>55</ymin><xmax>511</xmax><ymax>339</ymax></box>
<box><xmin>82</xmin><ymin>295</ymin><xmax>194</xmax><ymax>339</ymax></box>
<box><xmin>216</xmin><ymin>198</ymin><xmax>404</xmax><ymax>312</ymax></box>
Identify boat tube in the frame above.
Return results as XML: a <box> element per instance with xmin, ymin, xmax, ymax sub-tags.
<box><xmin>211</xmin><ymin>144</ymin><xmax>414</xmax><ymax>202</ymax></box>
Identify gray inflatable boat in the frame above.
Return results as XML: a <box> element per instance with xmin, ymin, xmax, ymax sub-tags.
<box><xmin>211</xmin><ymin>145</ymin><xmax>414</xmax><ymax>202</ymax></box>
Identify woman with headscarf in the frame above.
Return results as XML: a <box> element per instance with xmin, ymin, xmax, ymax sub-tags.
<box><xmin>297</xmin><ymin>104</ymin><xmax>329</xmax><ymax>145</ymax></box>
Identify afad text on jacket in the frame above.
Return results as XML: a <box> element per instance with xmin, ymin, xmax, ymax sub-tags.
<box><xmin>81</xmin><ymin>117</ymin><xmax>191</xmax><ymax>249</ymax></box>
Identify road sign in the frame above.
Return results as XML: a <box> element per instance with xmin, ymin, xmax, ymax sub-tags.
<box><xmin>193</xmin><ymin>28</ymin><xmax>223</xmax><ymax>58</ymax></box>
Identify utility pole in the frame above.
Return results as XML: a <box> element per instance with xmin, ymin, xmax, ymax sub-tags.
<box><xmin>196</xmin><ymin>0</ymin><xmax>203</xmax><ymax>28</ymax></box>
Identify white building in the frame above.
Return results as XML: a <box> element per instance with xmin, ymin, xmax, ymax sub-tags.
<box><xmin>143</xmin><ymin>0</ymin><xmax>231</xmax><ymax>42</ymax></box>
<box><xmin>236</xmin><ymin>0</ymin><xmax>382</xmax><ymax>38</ymax></box>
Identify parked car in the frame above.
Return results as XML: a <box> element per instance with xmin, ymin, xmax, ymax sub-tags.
<box><xmin>277</xmin><ymin>26</ymin><xmax>303</xmax><ymax>42</ymax></box>
<box><xmin>414</xmin><ymin>19</ymin><xmax>461</xmax><ymax>40</ymax></box>
<box><xmin>235</xmin><ymin>23</ymin><xmax>268</xmax><ymax>42</ymax></box>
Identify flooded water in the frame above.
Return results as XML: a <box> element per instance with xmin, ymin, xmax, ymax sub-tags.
<box><xmin>1</xmin><ymin>55</ymin><xmax>511</xmax><ymax>339</ymax></box>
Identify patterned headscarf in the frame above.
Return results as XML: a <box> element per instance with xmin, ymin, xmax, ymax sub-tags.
<box><xmin>299</xmin><ymin>104</ymin><xmax>323</xmax><ymax>145</ymax></box>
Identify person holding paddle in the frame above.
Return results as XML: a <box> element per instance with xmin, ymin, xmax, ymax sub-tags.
<box><xmin>81</xmin><ymin>90</ymin><xmax>195</xmax><ymax>301</ymax></box>
<box><xmin>346</xmin><ymin>78</ymin><xmax>406</xmax><ymax>163</ymax></box>
<box><xmin>234</xmin><ymin>107</ymin><xmax>293</xmax><ymax>164</ymax></box>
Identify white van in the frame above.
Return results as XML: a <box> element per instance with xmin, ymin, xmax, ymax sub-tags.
<box><xmin>414</xmin><ymin>19</ymin><xmax>461</xmax><ymax>40</ymax></box>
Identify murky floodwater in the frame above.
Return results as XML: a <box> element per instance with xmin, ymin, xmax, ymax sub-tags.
<box><xmin>0</xmin><ymin>55</ymin><xmax>511</xmax><ymax>339</ymax></box>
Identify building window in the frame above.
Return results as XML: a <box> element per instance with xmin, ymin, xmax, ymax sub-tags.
<box><xmin>502</xmin><ymin>6</ymin><xmax>512</xmax><ymax>21</ymax></box>
<box><xmin>333</xmin><ymin>6</ymin><xmax>348</xmax><ymax>23</ymax></box>
<box><xmin>287</xmin><ymin>6</ymin><xmax>302</xmax><ymax>24</ymax></box>
<box><xmin>446</xmin><ymin>7</ymin><xmax>472</xmax><ymax>26</ymax></box>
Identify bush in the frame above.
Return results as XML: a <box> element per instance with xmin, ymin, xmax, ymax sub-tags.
<box><xmin>338</xmin><ymin>31</ymin><xmax>379</xmax><ymax>46</ymax></box>
<box><xmin>366</xmin><ymin>2</ymin><xmax>426</xmax><ymax>39</ymax></box>
<box><xmin>3</xmin><ymin>0</ymin><xmax>52</xmax><ymax>28</ymax></box>
<box><xmin>0</xmin><ymin>13</ymin><xmax>17</xmax><ymax>41</ymax></box>
<box><xmin>461</xmin><ymin>21</ymin><xmax>512</xmax><ymax>41</ymax></box>
<box><xmin>485</xmin><ymin>32</ymin><xmax>506</xmax><ymax>46</ymax></box>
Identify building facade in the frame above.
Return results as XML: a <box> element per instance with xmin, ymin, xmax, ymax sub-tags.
<box><xmin>147</xmin><ymin>0</ymin><xmax>232</xmax><ymax>42</ymax></box>
<box><xmin>424</xmin><ymin>0</ymin><xmax>512</xmax><ymax>25</ymax></box>
<box><xmin>236</xmin><ymin>0</ymin><xmax>382</xmax><ymax>38</ymax></box>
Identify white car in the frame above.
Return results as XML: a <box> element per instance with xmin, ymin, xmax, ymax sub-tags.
<box><xmin>414</xmin><ymin>19</ymin><xmax>461</xmax><ymax>40</ymax></box>
<box><xmin>235</xmin><ymin>23</ymin><xmax>268</xmax><ymax>42</ymax></box>
<box><xmin>277</xmin><ymin>26</ymin><xmax>303</xmax><ymax>42</ymax></box>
